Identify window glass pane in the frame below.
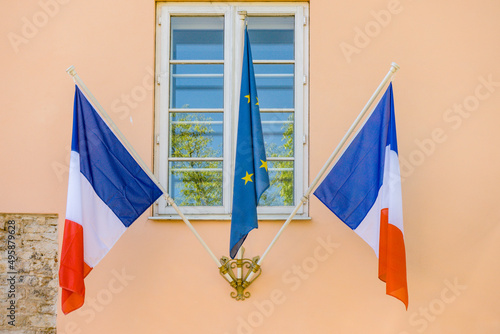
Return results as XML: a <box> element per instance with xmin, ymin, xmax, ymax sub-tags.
<box><xmin>262</xmin><ymin>112</ymin><xmax>294</xmax><ymax>158</ymax></box>
<box><xmin>169</xmin><ymin>161</ymin><xmax>223</xmax><ymax>206</ymax></box>
<box><xmin>260</xmin><ymin>161</ymin><xmax>294</xmax><ymax>206</ymax></box>
<box><xmin>171</xmin><ymin>17</ymin><xmax>224</xmax><ymax>60</ymax></box>
<box><xmin>254</xmin><ymin>64</ymin><xmax>294</xmax><ymax>108</ymax></box>
<box><xmin>247</xmin><ymin>16</ymin><xmax>294</xmax><ymax>60</ymax></box>
<box><xmin>170</xmin><ymin>64</ymin><xmax>224</xmax><ymax>109</ymax></box>
<box><xmin>169</xmin><ymin>113</ymin><xmax>223</xmax><ymax>158</ymax></box>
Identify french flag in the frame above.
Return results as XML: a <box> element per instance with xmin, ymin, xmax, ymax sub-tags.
<box><xmin>59</xmin><ymin>86</ymin><xmax>163</xmax><ymax>315</ymax></box>
<box><xmin>314</xmin><ymin>83</ymin><xmax>408</xmax><ymax>308</ymax></box>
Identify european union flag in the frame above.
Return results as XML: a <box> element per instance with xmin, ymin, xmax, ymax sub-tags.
<box><xmin>230</xmin><ymin>27</ymin><xmax>270</xmax><ymax>259</ymax></box>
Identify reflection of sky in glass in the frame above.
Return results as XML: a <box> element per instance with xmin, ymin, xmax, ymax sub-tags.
<box><xmin>170</xmin><ymin>17</ymin><xmax>224</xmax><ymax>60</ymax></box>
<box><xmin>170</xmin><ymin>64</ymin><xmax>224</xmax><ymax>109</ymax></box>
<box><xmin>254</xmin><ymin>64</ymin><xmax>294</xmax><ymax>109</ymax></box>
<box><xmin>169</xmin><ymin>113</ymin><xmax>223</xmax><ymax>158</ymax></box>
<box><xmin>169</xmin><ymin>161</ymin><xmax>223</xmax><ymax>206</ymax></box>
<box><xmin>261</xmin><ymin>113</ymin><xmax>294</xmax><ymax>157</ymax></box>
<box><xmin>247</xmin><ymin>17</ymin><xmax>294</xmax><ymax>60</ymax></box>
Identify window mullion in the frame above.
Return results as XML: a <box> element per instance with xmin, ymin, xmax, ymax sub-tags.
<box><xmin>294</xmin><ymin>5</ymin><xmax>307</xmax><ymax>214</ymax></box>
<box><xmin>223</xmin><ymin>8</ymin><xmax>236</xmax><ymax>214</ymax></box>
<box><xmin>155</xmin><ymin>6</ymin><xmax>171</xmax><ymax>214</ymax></box>
<box><xmin>169</xmin><ymin>108</ymin><xmax>224</xmax><ymax>113</ymax></box>
<box><xmin>253</xmin><ymin>60</ymin><xmax>295</xmax><ymax>64</ymax></box>
<box><xmin>170</xmin><ymin>60</ymin><xmax>224</xmax><ymax>65</ymax></box>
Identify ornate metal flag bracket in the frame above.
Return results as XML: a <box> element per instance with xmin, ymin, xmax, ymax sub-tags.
<box><xmin>219</xmin><ymin>248</ymin><xmax>262</xmax><ymax>300</ymax></box>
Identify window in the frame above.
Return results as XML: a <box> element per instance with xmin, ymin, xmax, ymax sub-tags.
<box><xmin>154</xmin><ymin>3</ymin><xmax>309</xmax><ymax>219</ymax></box>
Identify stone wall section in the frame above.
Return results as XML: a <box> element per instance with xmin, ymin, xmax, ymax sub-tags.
<box><xmin>0</xmin><ymin>213</ymin><xmax>58</xmax><ymax>334</ymax></box>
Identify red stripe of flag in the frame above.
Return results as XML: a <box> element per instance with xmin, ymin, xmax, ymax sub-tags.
<box><xmin>59</xmin><ymin>219</ymin><xmax>92</xmax><ymax>315</ymax></box>
<box><xmin>379</xmin><ymin>208</ymin><xmax>408</xmax><ymax>309</ymax></box>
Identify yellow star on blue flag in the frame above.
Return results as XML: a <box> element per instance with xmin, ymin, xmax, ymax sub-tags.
<box><xmin>242</xmin><ymin>171</ymin><xmax>254</xmax><ymax>185</ymax></box>
<box><xmin>230</xmin><ymin>26</ymin><xmax>270</xmax><ymax>259</ymax></box>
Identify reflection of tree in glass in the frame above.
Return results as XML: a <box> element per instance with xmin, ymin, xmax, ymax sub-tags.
<box><xmin>170</xmin><ymin>113</ymin><xmax>222</xmax><ymax>206</ymax></box>
<box><xmin>170</xmin><ymin>113</ymin><xmax>294</xmax><ymax>207</ymax></box>
<box><xmin>260</xmin><ymin>114</ymin><xmax>294</xmax><ymax>206</ymax></box>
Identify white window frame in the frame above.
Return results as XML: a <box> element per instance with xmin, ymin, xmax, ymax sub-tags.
<box><xmin>153</xmin><ymin>2</ymin><xmax>309</xmax><ymax>220</ymax></box>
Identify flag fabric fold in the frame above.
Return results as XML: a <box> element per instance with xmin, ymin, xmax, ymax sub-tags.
<box><xmin>314</xmin><ymin>83</ymin><xmax>408</xmax><ymax>308</ymax></box>
<box><xmin>59</xmin><ymin>86</ymin><xmax>163</xmax><ymax>314</ymax></box>
<box><xmin>230</xmin><ymin>27</ymin><xmax>270</xmax><ymax>259</ymax></box>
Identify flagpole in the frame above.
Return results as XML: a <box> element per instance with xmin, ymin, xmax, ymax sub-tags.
<box><xmin>65</xmin><ymin>66</ymin><xmax>232</xmax><ymax>282</ymax></box>
<box><xmin>246</xmin><ymin>62</ymin><xmax>400</xmax><ymax>282</ymax></box>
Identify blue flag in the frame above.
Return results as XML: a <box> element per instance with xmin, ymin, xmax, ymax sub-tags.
<box><xmin>230</xmin><ymin>27</ymin><xmax>270</xmax><ymax>259</ymax></box>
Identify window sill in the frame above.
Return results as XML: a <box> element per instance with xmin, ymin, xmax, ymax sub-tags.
<box><xmin>149</xmin><ymin>214</ymin><xmax>311</xmax><ymax>221</ymax></box>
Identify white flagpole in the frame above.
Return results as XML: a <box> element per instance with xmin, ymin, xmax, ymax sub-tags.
<box><xmin>65</xmin><ymin>66</ymin><xmax>233</xmax><ymax>282</ymax></box>
<box><xmin>246</xmin><ymin>62</ymin><xmax>400</xmax><ymax>282</ymax></box>
<box><xmin>236</xmin><ymin>248</ymin><xmax>243</xmax><ymax>280</ymax></box>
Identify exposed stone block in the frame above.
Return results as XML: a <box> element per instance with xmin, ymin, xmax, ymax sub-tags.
<box><xmin>0</xmin><ymin>214</ymin><xmax>58</xmax><ymax>333</ymax></box>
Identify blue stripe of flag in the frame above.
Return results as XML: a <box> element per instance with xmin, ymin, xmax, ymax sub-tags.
<box><xmin>314</xmin><ymin>84</ymin><xmax>394</xmax><ymax>230</ymax></box>
<box><xmin>386</xmin><ymin>83</ymin><xmax>398</xmax><ymax>155</ymax></box>
<box><xmin>72</xmin><ymin>86</ymin><xmax>163</xmax><ymax>227</ymax></box>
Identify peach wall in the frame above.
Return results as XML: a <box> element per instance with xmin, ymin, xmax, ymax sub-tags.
<box><xmin>1</xmin><ymin>0</ymin><xmax>500</xmax><ymax>333</ymax></box>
